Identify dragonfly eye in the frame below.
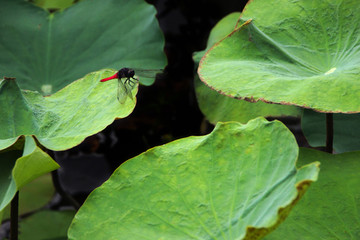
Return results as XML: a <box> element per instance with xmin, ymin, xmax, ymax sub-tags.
<box><xmin>129</xmin><ymin>69</ymin><xmax>135</xmax><ymax>77</ymax></box>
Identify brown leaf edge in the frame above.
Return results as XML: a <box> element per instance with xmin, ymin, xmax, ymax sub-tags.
<box><xmin>197</xmin><ymin>19</ymin><xmax>359</xmax><ymax>114</ymax></box>
<box><xmin>243</xmin><ymin>163</ymin><xmax>320</xmax><ymax>240</ymax></box>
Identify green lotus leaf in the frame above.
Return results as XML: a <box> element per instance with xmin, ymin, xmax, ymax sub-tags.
<box><xmin>302</xmin><ymin>109</ymin><xmax>360</xmax><ymax>153</ymax></box>
<box><xmin>19</xmin><ymin>210</ymin><xmax>76</xmax><ymax>240</ymax></box>
<box><xmin>1</xmin><ymin>173</ymin><xmax>55</xmax><ymax>221</ymax></box>
<box><xmin>68</xmin><ymin>118</ymin><xmax>319</xmax><ymax>240</ymax></box>
<box><xmin>198</xmin><ymin>0</ymin><xmax>360</xmax><ymax>113</ymax></box>
<box><xmin>0</xmin><ymin>0</ymin><xmax>166</xmax><ymax>94</ymax></box>
<box><xmin>194</xmin><ymin>76</ymin><xmax>301</xmax><ymax>124</ymax></box>
<box><xmin>0</xmin><ymin>136</ymin><xmax>58</xmax><ymax>219</ymax></box>
<box><xmin>0</xmin><ymin>149</ymin><xmax>20</xmax><ymax>221</ymax></box>
<box><xmin>193</xmin><ymin>12</ymin><xmax>243</xmax><ymax>63</ymax></box>
<box><xmin>194</xmin><ymin>13</ymin><xmax>300</xmax><ymax>124</ymax></box>
<box><xmin>266</xmin><ymin>148</ymin><xmax>360</xmax><ymax>239</ymax></box>
<box><xmin>0</xmin><ymin>70</ymin><xmax>136</xmax><ymax>151</ymax></box>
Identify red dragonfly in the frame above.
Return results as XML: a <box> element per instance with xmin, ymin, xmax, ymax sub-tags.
<box><xmin>100</xmin><ymin>68</ymin><xmax>161</xmax><ymax>103</ymax></box>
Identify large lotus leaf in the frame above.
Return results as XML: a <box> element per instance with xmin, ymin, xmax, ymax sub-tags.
<box><xmin>302</xmin><ymin>109</ymin><xmax>360</xmax><ymax>153</ymax></box>
<box><xmin>0</xmin><ymin>70</ymin><xmax>137</xmax><ymax>151</ymax></box>
<box><xmin>198</xmin><ymin>0</ymin><xmax>360</xmax><ymax>113</ymax></box>
<box><xmin>193</xmin><ymin>12</ymin><xmax>243</xmax><ymax>63</ymax></box>
<box><xmin>266</xmin><ymin>148</ymin><xmax>360</xmax><ymax>239</ymax></box>
<box><xmin>19</xmin><ymin>210</ymin><xmax>76</xmax><ymax>240</ymax></box>
<box><xmin>194</xmin><ymin>76</ymin><xmax>301</xmax><ymax>124</ymax></box>
<box><xmin>0</xmin><ymin>0</ymin><xmax>166</xmax><ymax>95</ymax></box>
<box><xmin>0</xmin><ymin>136</ymin><xmax>58</xmax><ymax>220</ymax></box>
<box><xmin>68</xmin><ymin>118</ymin><xmax>319</xmax><ymax>240</ymax></box>
<box><xmin>194</xmin><ymin>13</ymin><xmax>300</xmax><ymax>124</ymax></box>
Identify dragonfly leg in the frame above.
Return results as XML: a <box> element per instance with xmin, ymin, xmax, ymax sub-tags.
<box><xmin>127</xmin><ymin>77</ymin><xmax>138</xmax><ymax>87</ymax></box>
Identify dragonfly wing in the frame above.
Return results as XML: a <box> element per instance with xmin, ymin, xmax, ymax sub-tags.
<box><xmin>117</xmin><ymin>79</ymin><xmax>128</xmax><ymax>104</ymax></box>
<box><xmin>133</xmin><ymin>69</ymin><xmax>163</xmax><ymax>78</ymax></box>
<box><xmin>117</xmin><ymin>78</ymin><xmax>137</xmax><ymax>104</ymax></box>
<box><xmin>124</xmin><ymin>82</ymin><xmax>133</xmax><ymax>101</ymax></box>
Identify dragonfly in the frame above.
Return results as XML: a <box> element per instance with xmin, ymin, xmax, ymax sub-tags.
<box><xmin>100</xmin><ymin>68</ymin><xmax>162</xmax><ymax>103</ymax></box>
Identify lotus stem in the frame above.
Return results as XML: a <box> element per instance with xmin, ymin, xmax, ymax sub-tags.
<box><xmin>10</xmin><ymin>191</ymin><xmax>19</xmax><ymax>240</ymax></box>
<box><xmin>325</xmin><ymin>113</ymin><xmax>333</xmax><ymax>153</ymax></box>
<box><xmin>51</xmin><ymin>169</ymin><xmax>81</xmax><ymax>210</ymax></box>
<box><xmin>47</xmin><ymin>150</ymin><xmax>80</xmax><ymax>210</ymax></box>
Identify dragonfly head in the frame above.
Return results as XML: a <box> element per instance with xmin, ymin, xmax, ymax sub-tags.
<box><xmin>128</xmin><ymin>69</ymin><xmax>135</xmax><ymax>77</ymax></box>
<box><xmin>118</xmin><ymin>68</ymin><xmax>135</xmax><ymax>79</ymax></box>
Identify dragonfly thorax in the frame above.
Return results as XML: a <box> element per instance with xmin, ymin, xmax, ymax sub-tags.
<box><xmin>118</xmin><ymin>68</ymin><xmax>135</xmax><ymax>79</ymax></box>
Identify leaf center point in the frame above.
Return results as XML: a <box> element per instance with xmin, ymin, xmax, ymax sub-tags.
<box><xmin>324</xmin><ymin>67</ymin><xmax>336</xmax><ymax>75</ymax></box>
<box><xmin>41</xmin><ymin>84</ymin><xmax>53</xmax><ymax>95</ymax></box>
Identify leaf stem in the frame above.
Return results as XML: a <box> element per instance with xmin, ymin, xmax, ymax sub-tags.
<box><xmin>51</xmin><ymin>169</ymin><xmax>81</xmax><ymax>210</ymax></box>
<box><xmin>325</xmin><ymin>113</ymin><xmax>333</xmax><ymax>153</ymax></box>
<box><xmin>47</xmin><ymin>150</ymin><xmax>81</xmax><ymax>210</ymax></box>
<box><xmin>10</xmin><ymin>191</ymin><xmax>19</xmax><ymax>240</ymax></box>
